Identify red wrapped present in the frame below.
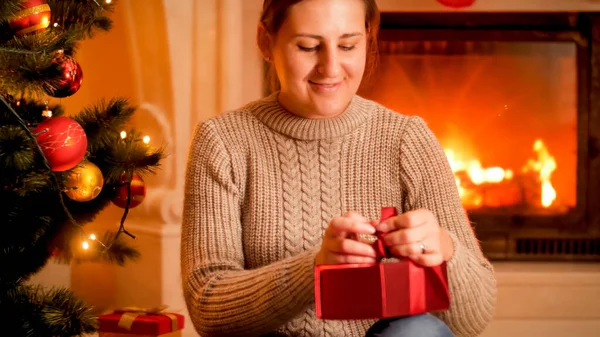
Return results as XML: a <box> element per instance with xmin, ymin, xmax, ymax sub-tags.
<box><xmin>314</xmin><ymin>207</ymin><xmax>450</xmax><ymax>320</ymax></box>
<box><xmin>98</xmin><ymin>305</ymin><xmax>184</xmax><ymax>337</ymax></box>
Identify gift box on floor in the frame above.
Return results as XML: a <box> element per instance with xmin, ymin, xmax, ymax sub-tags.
<box><xmin>314</xmin><ymin>207</ymin><xmax>450</xmax><ymax>320</ymax></box>
<box><xmin>98</xmin><ymin>305</ymin><xmax>184</xmax><ymax>337</ymax></box>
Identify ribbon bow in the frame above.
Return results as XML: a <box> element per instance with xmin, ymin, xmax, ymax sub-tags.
<box><xmin>374</xmin><ymin>206</ymin><xmax>397</xmax><ymax>260</ymax></box>
<box><xmin>115</xmin><ymin>305</ymin><xmax>179</xmax><ymax>331</ymax></box>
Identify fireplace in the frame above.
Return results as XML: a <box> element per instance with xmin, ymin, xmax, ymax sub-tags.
<box><xmin>358</xmin><ymin>12</ymin><xmax>600</xmax><ymax>261</ymax></box>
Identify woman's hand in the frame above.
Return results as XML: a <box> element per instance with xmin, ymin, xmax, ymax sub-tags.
<box><xmin>315</xmin><ymin>212</ymin><xmax>378</xmax><ymax>265</ymax></box>
<box><xmin>375</xmin><ymin>209</ymin><xmax>454</xmax><ymax>266</ymax></box>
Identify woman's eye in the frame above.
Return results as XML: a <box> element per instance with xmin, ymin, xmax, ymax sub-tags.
<box><xmin>340</xmin><ymin>45</ymin><xmax>355</xmax><ymax>51</ymax></box>
<box><xmin>298</xmin><ymin>45</ymin><xmax>318</xmax><ymax>52</ymax></box>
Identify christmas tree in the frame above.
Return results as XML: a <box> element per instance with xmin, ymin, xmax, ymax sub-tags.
<box><xmin>0</xmin><ymin>0</ymin><xmax>164</xmax><ymax>335</ymax></box>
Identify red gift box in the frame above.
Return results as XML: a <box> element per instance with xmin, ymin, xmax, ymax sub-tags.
<box><xmin>98</xmin><ymin>305</ymin><xmax>184</xmax><ymax>337</ymax></box>
<box><xmin>314</xmin><ymin>207</ymin><xmax>450</xmax><ymax>320</ymax></box>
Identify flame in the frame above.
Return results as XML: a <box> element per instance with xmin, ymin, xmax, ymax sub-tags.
<box><xmin>522</xmin><ymin>139</ymin><xmax>557</xmax><ymax>207</ymax></box>
<box><xmin>446</xmin><ymin>138</ymin><xmax>556</xmax><ymax>208</ymax></box>
<box><xmin>445</xmin><ymin>149</ymin><xmax>513</xmax><ymax>208</ymax></box>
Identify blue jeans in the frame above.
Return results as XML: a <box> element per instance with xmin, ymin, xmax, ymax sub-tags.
<box><xmin>365</xmin><ymin>314</ymin><xmax>454</xmax><ymax>337</ymax></box>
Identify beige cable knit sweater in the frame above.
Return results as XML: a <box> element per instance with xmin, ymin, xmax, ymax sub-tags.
<box><xmin>181</xmin><ymin>92</ymin><xmax>497</xmax><ymax>337</ymax></box>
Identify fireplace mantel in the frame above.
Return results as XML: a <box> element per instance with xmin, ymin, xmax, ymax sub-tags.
<box><xmin>377</xmin><ymin>0</ymin><xmax>600</xmax><ymax>12</ymax></box>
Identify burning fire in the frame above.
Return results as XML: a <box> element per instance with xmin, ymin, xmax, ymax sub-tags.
<box><xmin>445</xmin><ymin>139</ymin><xmax>557</xmax><ymax>209</ymax></box>
<box><xmin>523</xmin><ymin>140</ymin><xmax>557</xmax><ymax>207</ymax></box>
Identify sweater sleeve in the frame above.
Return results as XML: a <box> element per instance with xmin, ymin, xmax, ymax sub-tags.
<box><xmin>399</xmin><ymin>116</ymin><xmax>498</xmax><ymax>337</ymax></box>
<box><xmin>181</xmin><ymin>120</ymin><xmax>317</xmax><ymax>337</ymax></box>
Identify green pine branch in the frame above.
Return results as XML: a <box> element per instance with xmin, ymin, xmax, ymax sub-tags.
<box><xmin>73</xmin><ymin>97</ymin><xmax>136</xmax><ymax>153</ymax></box>
<box><xmin>0</xmin><ymin>124</ymin><xmax>36</xmax><ymax>171</ymax></box>
<box><xmin>0</xmin><ymin>94</ymin><xmax>65</xmax><ymax>124</ymax></box>
<box><xmin>1</xmin><ymin>284</ymin><xmax>97</xmax><ymax>337</ymax></box>
<box><xmin>47</xmin><ymin>0</ymin><xmax>117</xmax><ymax>39</ymax></box>
<box><xmin>0</xmin><ymin>0</ymin><xmax>118</xmax><ymax>97</ymax></box>
<box><xmin>91</xmin><ymin>128</ymin><xmax>165</xmax><ymax>184</ymax></box>
<box><xmin>0</xmin><ymin>188</ymin><xmax>67</xmax><ymax>285</ymax></box>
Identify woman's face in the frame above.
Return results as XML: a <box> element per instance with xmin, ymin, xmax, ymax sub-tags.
<box><xmin>269</xmin><ymin>0</ymin><xmax>367</xmax><ymax>119</ymax></box>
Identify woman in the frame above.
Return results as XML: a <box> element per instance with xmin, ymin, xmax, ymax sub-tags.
<box><xmin>181</xmin><ymin>0</ymin><xmax>497</xmax><ymax>336</ymax></box>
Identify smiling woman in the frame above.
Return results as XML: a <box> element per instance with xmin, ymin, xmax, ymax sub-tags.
<box><xmin>181</xmin><ymin>0</ymin><xmax>497</xmax><ymax>336</ymax></box>
<box><xmin>258</xmin><ymin>0</ymin><xmax>380</xmax><ymax>119</ymax></box>
<box><xmin>257</xmin><ymin>0</ymin><xmax>369</xmax><ymax>119</ymax></box>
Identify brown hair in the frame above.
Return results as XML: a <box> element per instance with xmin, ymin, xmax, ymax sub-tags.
<box><xmin>259</xmin><ymin>0</ymin><xmax>380</xmax><ymax>93</ymax></box>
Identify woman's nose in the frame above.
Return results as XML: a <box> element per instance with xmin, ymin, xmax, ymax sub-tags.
<box><xmin>317</xmin><ymin>48</ymin><xmax>341</xmax><ymax>78</ymax></box>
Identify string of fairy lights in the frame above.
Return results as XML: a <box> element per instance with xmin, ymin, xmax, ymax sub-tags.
<box><xmin>81</xmin><ymin>130</ymin><xmax>152</xmax><ymax>252</ymax></box>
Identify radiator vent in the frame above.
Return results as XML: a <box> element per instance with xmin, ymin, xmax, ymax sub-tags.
<box><xmin>516</xmin><ymin>238</ymin><xmax>600</xmax><ymax>256</ymax></box>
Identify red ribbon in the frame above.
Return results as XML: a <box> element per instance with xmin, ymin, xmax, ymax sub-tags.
<box><xmin>409</xmin><ymin>265</ymin><xmax>427</xmax><ymax>314</ymax></box>
<box><xmin>376</xmin><ymin>207</ymin><xmax>443</xmax><ymax>315</ymax></box>
<box><xmin>374</xmin><ymin>207</ymin><xmax>397</xmax><ymax>260</ymax></box>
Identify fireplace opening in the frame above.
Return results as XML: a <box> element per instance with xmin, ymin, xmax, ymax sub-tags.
<box><xmin>357</xmin><ymin>12</ymin><xmax>600</xmax><ymax>261</ymax></box>
<box><xmin>360</xmin><ymin>40</ymin><xmax>577</xmax><ymax>215</ymax></box>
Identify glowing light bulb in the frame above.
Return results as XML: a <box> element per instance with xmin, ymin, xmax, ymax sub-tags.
<box><xmin>106</xmin><ymin>0</ymin><xmax>112</xmax><ymax>3</ymax></box>
<box><xmin>120</xmin><ymin>131</ymin><xmax>127</xmax><ymax>139</ymax></box>
<box><xmin>82</xmin><ymin>241</ymin><xmax>89</xmax><ymax>250</ymax></box>
<box><xmin>53</xmin><ymin>22</ymin><xmax>59</xmax><ymax>27</ymax></box>
<box><xmin>143</xmin><ymin>136</ymin><xmax>150</xmax><ymax>144</ymax></box>
<box><xmin>90</xmin><ymin>234</ymin><xmax>96</xmax><ymax>240</ymax></box>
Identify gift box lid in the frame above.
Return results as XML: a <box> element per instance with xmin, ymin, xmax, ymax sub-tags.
<box><xmin>98</xmin><ymin>309</ymin><xmax>184</xmax><ymax>335</ymax></box>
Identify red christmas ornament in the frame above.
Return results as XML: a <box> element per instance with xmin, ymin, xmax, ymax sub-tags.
<box><xmin>42</xmin><ymin>52</ymin><xmax>84</xmax><ymax>98</ymax></box>
<box><xmin>8</xmin><ymin>0</ymin><xmax>51</xmax><ymax>35</ymax></box>
<box><xmin>436</xmin><ymin>0</ymin><xmax>476</xmax><ymax>8</ymax></box>
<box><xmin>112</xmin><ymin>174</ymin><xmax>146</xmax><ymax>209</ymax></box>
<box><xmin>32</xmin><ymin>116</ymin><xmax>88</xmax><ymax>172</ymax></box>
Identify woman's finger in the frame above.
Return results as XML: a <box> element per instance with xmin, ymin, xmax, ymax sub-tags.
<box><xmin>376</xmin><ymin>210</ymin><xmax>429</xmax><ymax>232</ymax></box>
<box><xmin>408</xmin><ymin>253</ymin><xmax>444</xmax><ymax>267</ymax></box>
<box><xmin>388</xmin><ymin>238</ymin><xmax>439</xmax><ymax>256</ymax></box>
<box><xmin>389</xmin><ymin>242</ymin><xmax>421</xmax><ymax>257</ymax></box>
<box><xmin>326</xmin><ymin>216</ymin><xmax>376</xmax><ymax>238</ymax></box>
<box><xmin>380</xmin><ymin>226</ymin><xmax>424</xmax><ymax>246</ymax></box>
<box><xmin>325</xmin><ymin>237</ymin><xmax>377</xmax><ymax>258</ymax></box>
<box><xmin>323</xmin><ymin>252</ymin><xmax>377</xmax><ymax>265</ymax></box>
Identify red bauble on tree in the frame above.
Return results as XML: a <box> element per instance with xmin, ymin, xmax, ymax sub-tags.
<box><xmin>112</xmin><ymin>174</ymin><xmax>146</xmax><ymax>209</ymax></box>
<box><xmin>8</xmin><ymin>0</ymin><xmax>51</xmax><ymax>36</ymax></box>
<box><xmin>42</xmin><ymin>52</ymin><xmax>84</xmax><ymax>98</ymax></box>
<box><xmin>437</xmin><ymin>0</ymin><xmax>476</xmax><ymax>8</ymax></box>
<box><xmin>32</xmin><ymin>115</ymin><xmax>88</xmax><ymax>172</ymax></box>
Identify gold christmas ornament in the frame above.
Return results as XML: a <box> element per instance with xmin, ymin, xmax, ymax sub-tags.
<box><xmin>65</xmin><ymin>161</ymin><xmax>104</xmax><ymax>202</ymax></box>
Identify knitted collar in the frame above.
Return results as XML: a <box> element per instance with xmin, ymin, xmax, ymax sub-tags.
<box><xmin>247</xmin><ymin>91</ymin><xmax>375</xmax><ymax>141</ymax></box>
